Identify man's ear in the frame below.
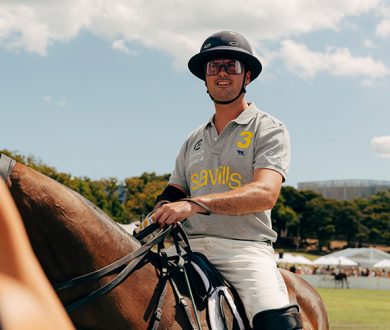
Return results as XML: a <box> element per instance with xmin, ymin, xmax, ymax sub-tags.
<box><xmin>245</xmin><ymin>71</ymin><xmax>251</xmax><ymax>85</ymax></box>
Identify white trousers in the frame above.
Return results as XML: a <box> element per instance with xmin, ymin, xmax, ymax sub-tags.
<box><xmin>189</xmin><ymin>236</ymin><xmax>290</xmax><ymax>326</ymax></box>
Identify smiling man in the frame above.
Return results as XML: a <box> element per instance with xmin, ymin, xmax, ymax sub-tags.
<box><xmin>152</xmin><ymin>31</ymin><xmax>302</xmax><ymax>329</ymax></box>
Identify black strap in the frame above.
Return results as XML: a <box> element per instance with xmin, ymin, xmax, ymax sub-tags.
<box><xmin>154</xmin><ymin>185</ymin><xmax>187</xmax><ymax>206</ymax></box>
<box><xmin>150</xmin><ymin>252</ymin><xmax>170</xmax><ymax>330</ymax></box>
<box><xmin>169</xmin><ymin>275</ymin><xmax>199</xmax><ymax>330</ymax></box>
<box><xmin>150</xmin><ymin>274</ymin><xmax>169</xmax><ymax>330</ymax></box>
<box><xmin>55</xmin><ymin>225</ymin><xmax>172</xmax><ymax>291</ymax></box>
<box><xmin>65</xmin><ymin>251</ymin><xmax>147</xmax><ymax>312</ymax></box>
<box><xmin>133</xmin><ymin>221</ymin><xmax>161</xmax><ymax>242</ymax></box>
<box><xmin>171</xmin><ymin>227</ymin><xmax>203</xmax><ymax>330</ymax></box>
<box><xmin>171</xmin><ymin>222</ymin><xmax>193</xmax><ymax>254</ymax></box>
<box><xmin>55</xmin><ymin>226</ymin><xmax>173</xmax><ymax>313</ymax></box>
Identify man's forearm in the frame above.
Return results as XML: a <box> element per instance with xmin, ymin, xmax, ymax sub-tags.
<box><xmin>192</xmin><ymin>181</ymin><xmax>280</xmax><ymax>216</ymax></box>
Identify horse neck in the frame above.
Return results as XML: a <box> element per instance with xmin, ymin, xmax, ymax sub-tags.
<box><xmin>9</xmin><ymin>163</ymin><xmax>140</xmax><ymax>283</ymax></box>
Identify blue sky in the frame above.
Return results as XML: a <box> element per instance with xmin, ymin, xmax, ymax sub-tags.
<box><xmin>1</xmin><ymin>0</ymin><xmax>390</xmax><ymax>187</ymax></box>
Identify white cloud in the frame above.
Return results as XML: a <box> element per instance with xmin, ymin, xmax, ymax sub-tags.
<box><xmin>376</xmin><ymin>19</ymin><xmax>390</xmax><ymax>37</ymax></box>
<box><xmin>279</xmin><ymin>40</ymin><xmax>389</xmax><ymax>79</ymax></box>
<box><xmin>0</xmin><ymin>0</ymin><xmax>386</xmax><ymax>77</ymax></box>
<box><xmin>112</xmin><ymin>39</ymin><xmax>136</xmax><ymax>55</ymax></box>
<box><xmin>375</xmin><ymin>4</ymin><xmax>390</xmax><ymax>37</ymax></box>
<box><xmin>371</xmin><ymin>136</ymin><xmax>390</xmax><ymax>157</ymax></box>
<box><xmin>42</xmin><ymin>96</ymin><xmax>52</xmax><ymax>102</ymax></box>
<box><xmin>362</xmin><ymin>39</ymin><xmax>377</xmax><ymax>48</ymax></box>
<box><xmin>0</xmin><ymin>1</ymin><xmax>381</xmax><ymax>53</ymax></box>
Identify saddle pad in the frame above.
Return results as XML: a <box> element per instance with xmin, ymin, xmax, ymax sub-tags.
<box><xmin>190</xmin><ymin>258</ymin><xmax>245</xmax><ymax>330</ymax></box>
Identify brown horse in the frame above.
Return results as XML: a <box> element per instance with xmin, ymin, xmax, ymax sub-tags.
<box><xmin>3</xmin><ymin>156</ymin><xmax>328</xmax><ymax>329</ymax></box>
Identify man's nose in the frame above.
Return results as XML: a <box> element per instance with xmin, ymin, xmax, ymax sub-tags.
<box><xmin>218</xmin><ymin>66</ymin><xmax>228</xmax><ymax>77</ymax></box>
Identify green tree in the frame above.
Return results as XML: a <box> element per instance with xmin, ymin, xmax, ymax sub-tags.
<box><xmin>333</xmin><ymin>200</ymin><xmax>361</xmax><ymax>247</ymax></box>
<box><xmin>273</xmin><ymin>193</ymin><xmax>298</xmax><ymax>238</ymax></box>
<box><xmin>301</xmin><ymin>197</ymin><xmax>337</xmax><ymax>250</ymax></box>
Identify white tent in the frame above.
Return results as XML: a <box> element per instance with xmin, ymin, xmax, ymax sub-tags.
<box><xmin>292</xmin><ymin>255</ymin><xmax>313</xmax><ymax>265</ymax></box>
<box><xmin>275</xmin><ymin>253</ymin><xmax>313</xmax><ymax>265</ymax></box>
<box><xmin>275</xmin><ymin>253</ymin><xmax>295</xmax><ymax>264</ymax></box>
<box><xmin>372</xmin><ymin>259</ymin><xmax>390</xmax><ymax>269</ymax></box>
<box><xmin>319</xmin><ymin>247</ymin><xmax>390</xmax><ymax>268</ymax></box>
<box><xmin>313</xmin><ymin>256</ymin><xmax>357</xmax><ymax>266</ymax></box>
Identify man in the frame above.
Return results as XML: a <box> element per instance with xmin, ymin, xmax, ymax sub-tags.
<box><xmin>152</xmin><ymin>31</ymin><xmax>302</xmax><ymax>329</ymax></box>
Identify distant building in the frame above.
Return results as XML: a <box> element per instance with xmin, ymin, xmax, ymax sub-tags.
<box><xmin>297</xmin><ymin>179</ymin><xmax>390</xmax><ymax>201</ymax></box>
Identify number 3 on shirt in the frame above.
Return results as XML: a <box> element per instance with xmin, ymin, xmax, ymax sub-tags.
<box><xmin>236</xmin><ymin>131</ymin><xmax>253</xmax><ymax>149</ymax></box>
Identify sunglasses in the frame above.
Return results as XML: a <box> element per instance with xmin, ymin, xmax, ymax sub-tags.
<box><xmin>205</xmin><ymin>59</ymin><xmax>243</xmax><ymax>76</ymax></box>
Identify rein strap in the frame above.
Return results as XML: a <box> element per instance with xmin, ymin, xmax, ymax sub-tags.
<box><xmin>55</xmin><ymin>225</ymin><xmax>173</xmax><ymax>312</ymax></box>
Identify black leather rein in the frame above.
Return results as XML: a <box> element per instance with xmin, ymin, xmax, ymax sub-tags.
<box><xmin>55</xmin><ymin>223</ymin><xmax>171</xmax><ymax>312</ymax></box>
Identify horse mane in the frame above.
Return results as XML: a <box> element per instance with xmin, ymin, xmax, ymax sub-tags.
<box><xmin>64</xmin><ymin>182</ymin><xmax>139</xmax><ymax>243</ymax></box>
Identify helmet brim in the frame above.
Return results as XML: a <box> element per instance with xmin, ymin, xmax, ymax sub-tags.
<box><xmin>188</xmin><ymin>46</ymin><xmax>262</xmax><ymax>81</ymax></box>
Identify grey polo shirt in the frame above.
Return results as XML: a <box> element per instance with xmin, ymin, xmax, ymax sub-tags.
<box><xmin>168</xmin><ymin>103</ymin><xmax>291</xmax><ymax>242</ymax></box>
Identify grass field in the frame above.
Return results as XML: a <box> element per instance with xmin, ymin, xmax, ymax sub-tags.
<box><xmin>317</xmin><ymin>288</ymin><xmax>390</xmax><ymax>330</ymax></box>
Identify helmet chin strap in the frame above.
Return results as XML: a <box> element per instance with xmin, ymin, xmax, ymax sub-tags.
<box><xmin>206</xmin><ymin>71</ymin><xmax>248</xmax><ymax>105</ymax></box>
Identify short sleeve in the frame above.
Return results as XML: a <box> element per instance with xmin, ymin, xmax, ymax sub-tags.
<box><xmin>168</xmin><ymin>141</ymin><xmax>190</xmax><ymax>194</ymax></box>
<box><xmin>253</xmin><ymin>124</ymin><xmax>291</xmax><ymax>181</ymax></box>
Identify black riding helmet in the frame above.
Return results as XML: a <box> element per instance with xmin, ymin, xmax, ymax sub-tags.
<box><xmin>188</xmin><ymin>31</ymin><xmax>262</xmax><ymax>82</ymax></box>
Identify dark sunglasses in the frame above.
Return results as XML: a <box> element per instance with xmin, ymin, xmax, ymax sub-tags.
<box><xmin>205</xmin><ymin>59</ymin><xmax>243</xmax><ymax>76</ymax></box>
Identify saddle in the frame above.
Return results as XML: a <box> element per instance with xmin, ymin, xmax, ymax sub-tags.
<box><xmin>136</xmin><ymin>223</ymin><xmax>249</xmax><ymax>330</ymax></box>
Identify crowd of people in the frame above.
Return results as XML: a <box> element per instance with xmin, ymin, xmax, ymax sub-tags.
<box><xmin>278</xmin><ymin>263</ymin><xmax>390</xmax><ymax>278</ymax></box>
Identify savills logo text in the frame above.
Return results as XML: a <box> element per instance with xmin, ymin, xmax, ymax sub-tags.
<box><xmin>191</xmin><ymin>166</ymin><xmax>242</xmax><ymax>190</ymax></box>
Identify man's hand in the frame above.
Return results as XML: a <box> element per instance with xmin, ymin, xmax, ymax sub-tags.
<box><xmin>152</xmin><ymin>201</ymin><xmax>204</xmax><ymax>227</ymax></box>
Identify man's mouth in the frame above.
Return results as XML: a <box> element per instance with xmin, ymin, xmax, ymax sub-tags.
<box><xmin>216</xmin><ymin>80</ymin><xmax>231</xmax><ymax>87</ymax></box>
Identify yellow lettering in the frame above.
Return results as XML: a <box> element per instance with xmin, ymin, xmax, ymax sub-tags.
<box><xmin>208</xmin><ymin>169</ymin><xmax>217</xmax><ymax>185</ymax></box>
<box><xmin>226</xmin><ymin>167</ymin><xmax>230</xmax><ymax>185</ymax></box>
<box><xmin>199</xmin><ymin>170</ymin><xmax>208</xmax><ymax>188</ymax></box>
<box><xmin>191</xmin><ymin>173</ymin><xmax>199</xmax><ymax>190</ymax></box>
<box><xmin>228</xmin><ymin>173</ymin><xmax>242</xmax><ymax>189</ymax></box>
<box><xmin>192</xmin><ymin>167</ymin><xmax>242</xmax><ymax>190</ymax></box>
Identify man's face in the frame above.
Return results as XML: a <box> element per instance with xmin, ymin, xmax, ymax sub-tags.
<box><xmin>205</xmin><ymin>58</ymin><xmax>250</xmax><ymax>103</ymax></box>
